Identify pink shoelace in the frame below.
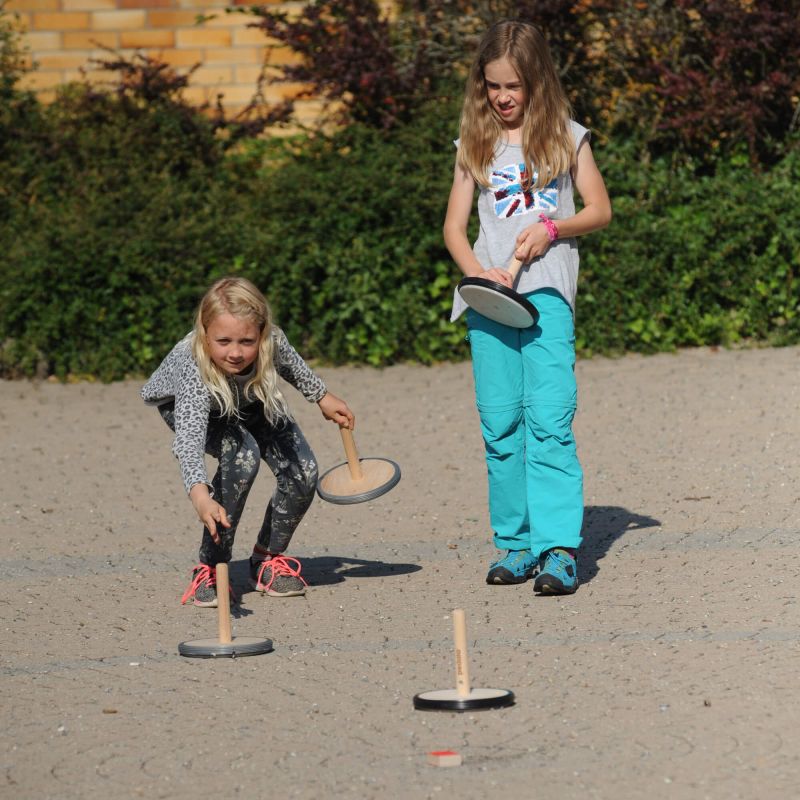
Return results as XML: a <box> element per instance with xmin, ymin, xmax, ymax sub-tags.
<box><xmin>180</xmin><ymin>563</ymin><xmax>236</xmax><ymax>604</ymax></box>
<box><xmin>254</xmin><ymin>554</ymin><xmax>308</xmax><ymax>593</ymax></box>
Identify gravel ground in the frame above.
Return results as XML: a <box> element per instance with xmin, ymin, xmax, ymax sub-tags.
<box><xmin>2</xmin><ymin>344</ymin><xmax>800</xmax><ymax>799</ymax></box>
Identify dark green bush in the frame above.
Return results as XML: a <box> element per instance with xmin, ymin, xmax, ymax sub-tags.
<box><xmin>1</xmin><ymin>3</ymin><xmax>799</xmax><ymax>380</ymax></box>
<box><xmin>238</xmin><ymin>99</ymin><xmax>466</xmax><ymax>365</ymax></box>
<box><xmin>0</xmin><ymin>74</ymin><xmax>469</xmax><ymax>377</ymax></box>
<box><xmin>2</xmin><ymin>79</ymin><xmax>799</xmax><ymax>378</ymax></box>
<box><xmin>0</xmin><ymin>76</ymin><xmax>273</xmax><ymax>379</ymax></box>
<box><xmin>256</xmin><ymin>125</ymin><xmax>800</xmax><ymax>362</ymax></box>
<box><xmin>578</xmin><ymin>139</ymin><xmax>800</xmax><ymax>354</ymax></box>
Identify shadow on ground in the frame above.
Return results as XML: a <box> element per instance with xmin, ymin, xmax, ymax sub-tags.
<box><xmin>228</xmin><ymin>556</ymin><xmax>422</xmax><ymax>596</ymax></box>
<box><xmin>579</xmin><ymin>505</ymin><xmax>660</xmax><ymax>585</ymax></box>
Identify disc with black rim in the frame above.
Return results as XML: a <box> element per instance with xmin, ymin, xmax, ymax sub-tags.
<box><xmin>413</xmin><ymin>688</ymin><xmax>515</xmax><ymax>712</ymax></box>
<box><xmin>178</xmin><ymin>636</ymin><xmax>274</xmax><ymax>658</ymax></box>
<box><xmin>457</xmin><ymin>277</ymin><xmax>539</xmax><ymax>329</ymax></box>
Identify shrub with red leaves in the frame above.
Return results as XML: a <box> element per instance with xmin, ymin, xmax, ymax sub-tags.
<box><xmin>242</xmin><ymin>0</ymin><xmax>800</xmax><ymax>164</ymax></box>
<box><xmin>653</xmin><ymin>0</ymin><xmax>800</xmax><ymax>164</ymax></box>
<box><xmin>247</xmin><ymin>0</ymin><xmax>468</xmax><ymax>129</ymax></box>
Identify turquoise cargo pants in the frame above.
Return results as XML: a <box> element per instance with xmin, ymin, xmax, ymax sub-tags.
<box><xmin>467</xmin><ymin>288</ymin><xmax>583</xmax><ymax>557</ymax></box>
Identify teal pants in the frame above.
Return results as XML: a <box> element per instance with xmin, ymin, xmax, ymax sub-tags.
<box><xmin>467</xmin><ymin>289</ymin><xmax>583</xmax><ymax>556</ymax></box>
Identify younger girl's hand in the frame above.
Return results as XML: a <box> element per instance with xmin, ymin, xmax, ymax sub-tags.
<box><xmin>318</xmin><ymin>391</ymin><xmax>355</xmax><ymax>430</ymax></box>
<box><xmin>514</xmin><ymin>222</ymin><xmax>552</xmax><ymax>262</ymax></box>
<box><xmin>189</xmin><ymin>484</ymin><xmax>230</xmax><ymax>545</ymax></box>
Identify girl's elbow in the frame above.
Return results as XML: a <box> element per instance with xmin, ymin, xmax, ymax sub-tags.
<box><xmin>599</xmin><ymin>201</ymin><xmax>613</xmax><ymax>228</ymax></box>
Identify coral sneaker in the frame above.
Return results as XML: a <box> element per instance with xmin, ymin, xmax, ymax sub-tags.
<box><xmin>181</xmin><ymin>563</ymin><xmax>238</xmax><ymax>607</ymax></box>
<box><xmin>250</xmin><ymin>554</ymin><xmax>307</xmax><ymax>597</ymax></box>
<box><xmin>181</xmin><ymin>564</ymin><xmax>219</xmax><ymax>607</ymax></box>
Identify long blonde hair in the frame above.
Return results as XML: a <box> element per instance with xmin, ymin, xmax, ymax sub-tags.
<box><xmin>458</xmin><ymin>20</ymin><xmax>575</xmax><ymax>191</ymax></box>
<box><xmin>191</xmin><ymin>276</ymin><xmax>290</xmax><ymax>422</ymax></box>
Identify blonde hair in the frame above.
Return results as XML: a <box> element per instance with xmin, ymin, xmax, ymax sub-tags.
<box><xmin>458</xmin><ymin>20</ymin><xmax>575</xmax><ymax>191</ymax></box>
<box><xmin>191</xmin><ymin>276</ymin><xmax>290</xmax><ymax>422</ymax></box>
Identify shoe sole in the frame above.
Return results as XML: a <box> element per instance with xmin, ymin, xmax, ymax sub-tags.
<box><xmin>249</xmin><ymin>578</ymin><xmax>306</xmax><ymax>597</ymax></box>
<box><xmin>486</xmin><ymin>567</ymin><xmax>533</xmax><ymax>586</ymax></box>
<box><xmin>191</xmin><ymin>597</ymin><xmax>218</xmax><ymax>608</ymax></box>
<box><xmin>486</xmin><ymin>575</ymin><xmax>531</xmax><ymax>586</ymax></box>
<box><xmin>534</xmin><ymin>578</ymin><xmax>578</xmax><ymax>595</ymax></box>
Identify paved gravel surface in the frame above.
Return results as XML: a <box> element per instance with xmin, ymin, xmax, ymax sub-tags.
<box><xmin>3</xmin><ymin>345</ymin><xmax>800</xmax><ymax>799</ymax></box>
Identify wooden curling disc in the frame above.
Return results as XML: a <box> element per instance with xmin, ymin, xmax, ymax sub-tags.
<box><xmin>178</xmin><ymin>636</ymin><xmax>274</xmax><ymax>658</ymax></box>
<box><xmin>317</xmin><ymin>457</ymin><xmax>401</xmax><ymax>505</ymax></box>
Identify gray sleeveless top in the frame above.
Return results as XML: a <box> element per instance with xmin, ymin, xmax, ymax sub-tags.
<box><xmin>450</xmin><ymin>120</ymin><xmax>590</xmax><ymax>321</ymax></box>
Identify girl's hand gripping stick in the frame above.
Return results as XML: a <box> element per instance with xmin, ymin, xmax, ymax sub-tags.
<box><xmin>457</xmin><ymin>257</ymin><xmax>539</xmax><ymax>329</ymax></box>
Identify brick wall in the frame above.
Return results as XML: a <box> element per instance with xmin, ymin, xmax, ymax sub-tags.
<box><xmin>10</xmin><ymin>0</ymin><xmax>321</xmax><ymax>119</ymax></box>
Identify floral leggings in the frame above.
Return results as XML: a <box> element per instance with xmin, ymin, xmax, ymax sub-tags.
<box><xmin>159</xmin><ymin>403</ymin><xmax>318</xmax><ymax>566</ymax></box>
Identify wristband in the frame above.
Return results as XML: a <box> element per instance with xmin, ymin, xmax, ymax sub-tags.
<box><xmin>538</xmin><ymin>213</ymin><xmax>559</xmax><ymax>242</ymax></box>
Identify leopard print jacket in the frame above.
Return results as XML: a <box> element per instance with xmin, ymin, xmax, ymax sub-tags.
<box><xmin>141</xmin><ymin>328</ymin><xmax>327</xmax><ymax>494</ymax></box>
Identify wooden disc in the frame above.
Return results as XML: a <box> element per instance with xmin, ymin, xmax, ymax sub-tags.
<box><xmin>178</xmin><ymin>636</ymin><xmax>274</xmax><ymax>658</ymax></box>
<box><xmin>458</xmin><ymin>277</ymin><xmax>539</xmax><ymax>329</ymax></box>
<box><xmin>317</xmin><ymin>457</ymin><xmax>401</xmax><ymax>505</ymax></box>
<box><xmin>413</xmin><ymin>687</ymin><xmax>515</xmax><ymax>712</ymax></box>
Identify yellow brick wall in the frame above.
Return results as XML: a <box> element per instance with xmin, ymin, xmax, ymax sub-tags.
<box><xmin>10</xmin><ymin>0</ymin><xmax>315</xmax><ymax>119</ymax></box>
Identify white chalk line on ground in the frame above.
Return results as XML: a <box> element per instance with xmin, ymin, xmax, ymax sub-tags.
<box><xmin>4</xmin><ymin>627</ymin><xmax>800</xmax><ymax>677</ymax></box>
<box><xmin>4</xmin><ymin>526</ymin><xmax>800</xmax><ymax>580</ymax></box>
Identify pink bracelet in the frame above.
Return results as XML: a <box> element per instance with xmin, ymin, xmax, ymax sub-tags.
<box><xmin>539</xmin><ymin>213</ymin><xmax>559</xmax><ymax>242</ymax></box>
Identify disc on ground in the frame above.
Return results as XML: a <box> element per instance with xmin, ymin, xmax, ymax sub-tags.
<box><xmin>317</xmin><ymin>457</ymin><xmax>401</xmax><ymax>505</ymax></box>
<box><xmin>458</xmin><ymin>277</ymin><xmax>539</xmax><ymax>329</ymax></box>
<box><xmin>178</xmin><ymin>636</ymin><xmax>274</xmax><ymax>658</ymax></box>
<box><xmin>412</xmin><ymin>688</ymin><xmax>515</xmax><ymax>712</ymax></box>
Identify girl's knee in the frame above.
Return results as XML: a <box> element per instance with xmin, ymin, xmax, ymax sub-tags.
<box><xmin>295</xmin><ymin>458</ymin><xmax>319</xmax><ymax>497</ymax></box>
<box><xmin>479</xmin><ymin>407</ymin><xmax>524</xmax><ymax>444</ymax></box>
<box><xmin>525</xmin><ymin>404</ymin><xmax>576</xmax><ymax>443</ymax></box>
<box><xmin>276</xmin><ymin>456</ymin><xmax>318</xmax><ymax>504</ymax></box>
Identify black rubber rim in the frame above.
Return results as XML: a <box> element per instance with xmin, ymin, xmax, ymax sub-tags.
<box><xmin>316</xmin><ymin>458</ymin><xmax>402</xmax><ymax>505</ymax></box>
<box><xmin>457</xmin><ymin>277</ymin><xmax>540</xmax><ymax>327</ymax></box>
<box><xmin>412</xmin><ymin>690</ymin><xmax>515</xmax><ymax>712</ymax></box>
<box><xmin>178</xmin><ymin>639</ymin><xmax>274</xmax><ymax>658</ymax></box>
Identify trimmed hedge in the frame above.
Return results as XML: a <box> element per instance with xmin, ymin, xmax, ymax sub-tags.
<box><xmin>0</xmin><ymin>84</ymin><xmax>273</xmax><ymax>379</ymax></box>
<box><xmin>1</xmin><ymin>79</ymin><xmax>798</xmax><ymax>379</ymax></box>
<box><xmin>578</xmin><ymin>142</ymin><xmax>800</xmax><ymax>354</ymax></box>
<box><xmin>239</xmin><ymin>107</ymin><xmax>466</xmax><ymax>366</ymax></box>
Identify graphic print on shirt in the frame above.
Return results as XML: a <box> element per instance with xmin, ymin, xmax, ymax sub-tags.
<box><xmin>492</xmin><ymin>163</ymin><xmax>557</xmax><ymax>219</ymax></box>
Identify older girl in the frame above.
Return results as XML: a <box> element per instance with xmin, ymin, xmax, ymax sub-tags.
<box><xmin>444</xmin><ymin>21</ymin><xmax>612</xmax><ymax>594</ymax></box>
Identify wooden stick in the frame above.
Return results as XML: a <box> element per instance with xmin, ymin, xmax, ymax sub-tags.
<box><xmin>340</xmin><ymin>426</ymin><xmax>364</xmax><ymax>481</ymax></box>
<box><xmin>453</xmin><ymin>608</ymin><xmax>471</xmax><ymax>698</ymax></box>
<box><xmin>506</xmin><ymin>256</ymin><xmax>523</xmax><ymax>281</ymax></box>
<box><xmin>216</xmin><ymin>562</ymin><xmax>232</xmax><ymax>644</ymax></box>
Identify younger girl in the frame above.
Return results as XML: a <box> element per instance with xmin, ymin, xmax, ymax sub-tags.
<box><xmin>443</xmin><ymin>21</ymin><xmax>612</xmax><ymax>594</ymax></box>
<box><xmin>142</xmin><ymin>276</ymin><xmax>354</xmax><ymax>606</ymax></box>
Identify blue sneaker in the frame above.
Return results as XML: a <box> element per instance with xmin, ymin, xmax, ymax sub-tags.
<box><xmin>486</xmin><ymin>550</ymin><xmax>537</xmax><ymax>585</ymax></box>
<box><xmin>533</xmin><ymin>548</ymin><xmax>578</xmax><ymax>594</ymax></box>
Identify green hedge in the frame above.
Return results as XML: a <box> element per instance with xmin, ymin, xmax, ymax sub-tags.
<box><xmin>1</xmin><ymin>79</ymin><xmax>798</xmax><ymax>379</ymax></box>
<box><xmin>0</xmin><ymin>85</ymin><xmax>273</xmax><ymax>379</ymax></box>
<box><xmin>238</xmin><ymin>107</ymin><xmax>466</xmax><ymax>366</ymax></box>
<box><xmin>578</xmin><ymin>142</ymin><xmax>800</xmax><ymax>354</ymax></box>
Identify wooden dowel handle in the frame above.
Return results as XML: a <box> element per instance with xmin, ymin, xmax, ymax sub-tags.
<box><xmin>453</xmin><ymin>608</ymin><xmax>471</xmax><ymax>698</ymax></box>
<box><xmin>339</xmin><ymin>426</ymin><xmax>363</xmax><ymax>481</ymax></box>
<box><xmin>216</xmin><ymin>562</ymin><xmax>232</xmax><ymax>644</ymax></box>
<box><xmin>506</xmin><ymin>257</ymin><xmax>523</xmax><ymax>281</ymax></box>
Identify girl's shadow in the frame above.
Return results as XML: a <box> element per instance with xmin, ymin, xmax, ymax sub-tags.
<box><xmin>228</xmin><ymin>555</ymin><xmax>421</xmax><ymax>613</ymax></box>
<box><xmin>579</xmin><ymin>505</ymin><xmax>660</xmax><ymax>586</ymax></box>
<box><xmin>298</xmin><ymin>556</ymin><xmax>422</xmax><ymax>586</ymax></box>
